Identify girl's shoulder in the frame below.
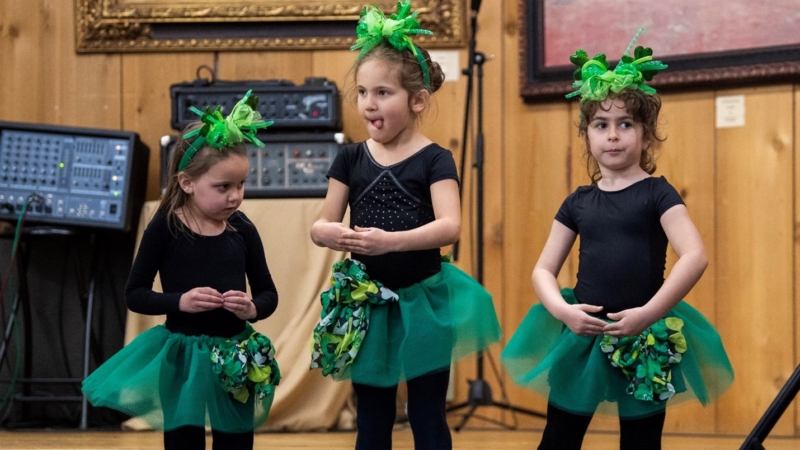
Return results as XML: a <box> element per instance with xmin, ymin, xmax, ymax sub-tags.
<box><xmin>227</xmin><ymin>210</ymin><xmax>257</xmax><ymax>232</ymax></box>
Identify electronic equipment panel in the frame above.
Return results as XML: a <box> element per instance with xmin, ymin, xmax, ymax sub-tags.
<box><xmin>0</xmin><ymin>121</ymin><xmax>149</xmax><ymax>231</ymax></box>
<box><xmin>170</xmin><ymin>77</ymin><xmax>342</xmax><ymax>132</ymax></box>
<box><xmin>160</xmin><ymin>132</ymin><xmax>344</xmax><ymax>198</ymax></box>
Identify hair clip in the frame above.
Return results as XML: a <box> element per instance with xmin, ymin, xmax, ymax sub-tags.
<box><xmin>179</xmin><ymin>90</ymin><xmax>273</xmax><ymax>171</ymax></box>
<box><xmin>351</xmin><ymin>1</ymin><xmax>433</xmax><ymax>89</ymax></box>
<box><xmin>566</xmin><ymin>28</ymin><xmax>668</xmax><ymax>102</ymax></box>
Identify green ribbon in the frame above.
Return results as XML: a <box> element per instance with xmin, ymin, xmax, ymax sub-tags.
<box><xmin>599</xmin><ymin>317</ymin><xmax>687</xmax><ymax>404</ymax></box>
<box><xmin>178</xmin><ymin>89</ymin><xmax>274</xmax><ymax>171</ymax></box>
<box><xmin>566</xmin><ymin>28</ymin><xmax>668</xmax><ymax>102</ymax></box>
<box><xmin>350</xmin><ymin>1</ymin><xmax>434</xmax><ymax>89</ymax></box>
<box><xmin>310</xmin><ymin>259</ymin><xmax>399</xmax><ymax>379</ymax></box>
<box><xmin>210</xmin><ymin>331</ymin><xmax>281</xmax><ymax>404</ymax></box>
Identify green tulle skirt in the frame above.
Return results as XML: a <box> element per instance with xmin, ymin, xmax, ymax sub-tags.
<box><xmin>343</xmin><ymin>263</ymin><xmax>502</xmax><ymax>387</ymax></box>
<box><xmin>500</xmin><ymin>288</ymin><xmax>734</xmax><ymax>419</ymax></box>
<box><xmin>81</xmin><ymin>323</ymin><xmax>275</xmax><ymax>433</ymax></box>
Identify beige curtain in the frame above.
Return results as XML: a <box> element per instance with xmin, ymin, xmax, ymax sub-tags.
<box><xmin>123</xmin><ymin>199</ymin><xmax>352</xmax><ymax>431</ymax></box>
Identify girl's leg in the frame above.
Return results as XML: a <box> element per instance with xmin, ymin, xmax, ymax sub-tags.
<box><xmin>538</xmin><ymin>403</ymin><xmax>593</xmax><ymax>450</ymax></box>
<box><xmin>164</xmin><ymin>426</ymin><xmax>206</xmax><ymax>450</ymax></box>
<box><xmin>406</xmin><ymin>368</ymin><xmax>452</xmax><ymax>450</ymax></box>
<box><xmin>619</xmin><ymin>410</ymin><xmax>666</xmax><ymax>450</ymax></box>
<box><xmin>352</xmin><ymin>382</ymin><xmax>398</xmax><ymax>450</ymax></box>
<box><xmin>210</xmin><ymin>429</ymin><xmax>254</xmax><ymax>450</ymax></box>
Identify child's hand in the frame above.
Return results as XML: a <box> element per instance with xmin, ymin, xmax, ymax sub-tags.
<box><xmin>222</xmin><ymin>290</ymin><xmax>257</xmax><ymax>320</ymax></box>
<box><xmin>179</xmin><ymin>287</ymin><xmax>223</xmax><ymax>313</ymax></box>
<box><xmin>341</xmin><ymin>226</ymin><xmax>393</xmax><ymax>256</ymax></box>
<box><xmin>604</xmin><ymin>307</ymin><xmax>653</xmax><ymax>337</ymax></box>
<box><xmin>314</xmin><ymin>222</ymin><xmax>354</xmax><ymax>251</ymax></box>
<box><xmin>560</xmin><ymin>303</ymin><xmax>607</xmax><ymax>336</ymax></box>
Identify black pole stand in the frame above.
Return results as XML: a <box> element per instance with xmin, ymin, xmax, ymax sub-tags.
<box><xmin>446</xmin><ymin>0</ymin><xmax>546</xmax><ymax>431</ymax></box>
<box><xmin>740</xmin><ymin>364</ymin><xmax>800</xmax><ymax>449</ymax></box>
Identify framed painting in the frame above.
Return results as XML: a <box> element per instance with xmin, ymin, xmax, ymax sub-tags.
<box><xmin>520</xmin><ymin>0</ymin><xmax>800</xmax><ymax>102</ymax></box>
<box><xmin>75</xmin><ymin>0</ymin><xmax>466</xmax><ymax>53</ymax></box>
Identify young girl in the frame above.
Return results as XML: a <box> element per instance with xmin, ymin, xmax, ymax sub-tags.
<box><xmin>310</xmin><ymin>3</ymin><xmax>501</xmax><ymax>449</ymax></box>
<box><xmin>82</xmin><ymin>91</ymin><xmax>281</xmax><ymax>450</ymax></box>
<box><xmin>500</xmin><ymin>33</ymin><xmax>734</xmax><ymax>449</ymax></box>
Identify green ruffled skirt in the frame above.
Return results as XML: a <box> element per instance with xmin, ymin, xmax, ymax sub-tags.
<box><xmin>500</xmin><ymin>288</ymin><xmax>734</xmax><ymax>419</ymax></box>
<box><xmin>343</xmin><ymin>263</ymin><xmax>502</xmax><ymax>387</ymax></box>
<box><xmin>81</xmin><ymin>323</ymin><xmax>275</xmax><ymax>433</ymax></box>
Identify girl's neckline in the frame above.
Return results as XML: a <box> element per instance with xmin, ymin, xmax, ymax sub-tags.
<box><xmin>594</xmin><ymin>176</ymin><xmax>653</xmax><ymax>193</ymax></box>
<box><xmin>176</xmin><ymin>208</ymin><xmax>228</xmax><ymax>237</ymax></box>
<box><xmin>362</xmin><ymin>141</ymin><xmax>435</xmax><ymax>169</ymax></box>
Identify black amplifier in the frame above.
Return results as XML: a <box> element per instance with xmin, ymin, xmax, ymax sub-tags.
<box><xmin>0</xmin><ymin>121</ymin><xmax>149</xmax><ymax>232</ymax></box>
<box><xmin>170</xmin><ymin>77</ymin><xmax>342</xmax><ymax>132</ymax></box>
<box><xmin>161</xmin><ymin>132</ymin><xmax>345</xmax><ymax>199</ymax></box>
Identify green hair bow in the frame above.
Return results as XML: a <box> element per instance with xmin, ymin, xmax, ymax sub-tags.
<box><xmin>566</xmin><ymin>28</ymin><xmax>668</xmax><ymax>102</ymax></box>
<box><xmin>350</xmin><ymin>1</ymin><xmax>434</xmax><ymax>89</ymax></box>
<box><xmin>179</xmin><ymin>89</ymin><xmax>274</xmax><ymax>171</ymax></box>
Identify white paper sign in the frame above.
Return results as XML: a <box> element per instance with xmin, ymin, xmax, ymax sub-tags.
<box><xmin>716</xmin><ymin>95</ymin><xmax>746</xmax><ymax>128</ymax></box>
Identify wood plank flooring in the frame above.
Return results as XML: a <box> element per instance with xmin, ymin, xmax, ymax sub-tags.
<box><xmin>1</xmin><ymin>428</ymin><xmax>798</xmax><ymax>449</ymax></box>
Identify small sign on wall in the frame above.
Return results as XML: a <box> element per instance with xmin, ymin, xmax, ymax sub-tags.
<box><xmin>716</xmin><ymin>95</ymin><xmax>746</xmax><ymax>128</ymax></box>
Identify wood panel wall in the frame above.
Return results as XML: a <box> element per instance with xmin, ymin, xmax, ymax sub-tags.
<box><xmin>2</xmin><ymin>0</ymin><xmax>799</xmax><ymax>437</ymax></box>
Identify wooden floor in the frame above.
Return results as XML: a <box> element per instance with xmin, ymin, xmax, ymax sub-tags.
<box><xmin>1</xmin><ymin>428</ymin><xmax>798</xmax><ymax>449</ymax></box>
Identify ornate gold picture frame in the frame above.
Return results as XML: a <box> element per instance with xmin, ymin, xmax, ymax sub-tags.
<box><xmin>75</xmin><ymin>0</ymin><xmax>466</xmax><ymax>53</ymax></box>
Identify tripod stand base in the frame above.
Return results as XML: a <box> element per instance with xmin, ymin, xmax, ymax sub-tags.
<box><xmin>447</xmin><ymin>379</ymin><xmax>546</xmax><ymax>431</ymax></box>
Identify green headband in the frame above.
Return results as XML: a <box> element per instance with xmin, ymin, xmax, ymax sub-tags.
<box><xmin>179</xmin><ymin>89</ymin><xmax>273</xmax><ymax>172</ymax></box>
<box><xmin>350</xmin><ymin>1</ymin><xmax>434</xmax><ymax>90</ymax></box>
<box><xmin>566</xmin><ymin>28</ymin><xmax>668</xmax><ymax>102</ymax></box>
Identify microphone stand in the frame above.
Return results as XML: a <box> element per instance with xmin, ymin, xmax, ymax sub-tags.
<box><xmin>447</xmin><ymin>0</ymin><xmax>546</xmax><ymax>431</ymax></box>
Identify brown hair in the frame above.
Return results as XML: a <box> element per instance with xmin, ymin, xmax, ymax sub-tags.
<box><xmin>578</xmin><ymin>88</ymin><xmax>664</xmax><ymax>184</ymax></box>
<box><xmin>158</xmin><ymin>122</ymin><xmax>248</xmax><ymax>233</ymax></box>
<box><xmin>347</xmin><ymin>41</ymin><xmax>445</xmax><ymax>114</ymax></box>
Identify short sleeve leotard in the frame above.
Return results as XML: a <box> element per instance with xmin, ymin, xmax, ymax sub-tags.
<box><xmin>555</xmin><ymin>176</ymin><xmax>684</xmax><ymax>314</ymax></box>
<box><xmin>327</xmin><ymin>142</ymin><xmax>458</xmax><ymax>290</ymax></box>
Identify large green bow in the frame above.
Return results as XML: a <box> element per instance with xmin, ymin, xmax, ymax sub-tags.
<box><xmin>179</xmin><ymin>89</ymin><xmax>274</xmax><ymax>171</ymax></box>
<box><xmin>566</xmin><ymin>29</ymin><xmax>668</xmax><ymax>102</ymax></box>
<box><xmin>350</xmin><ymin>1</ymin><xmax>434</xmax><ymax>89</ymax></box>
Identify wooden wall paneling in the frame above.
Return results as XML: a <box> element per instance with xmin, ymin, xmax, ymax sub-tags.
<box><xmin>217</xmin><ymin>51</ymin><xmax>310</xmax><ymax>86</ymax></box>
<box><xmin>656</xmin><ymin>92</ymin><xmax>719</xmax><ymax>433</ymax></box>
<box><xmin>0</xmin><ymin>0</ymin><xmax>120</xmax><ymax>128</ymax></box>
<box><xmin>794</xmin><ymin>84</ymin><xmax>800</xmax><ymax>436</ymax></box>
<box><xmin>120</xmin><ymin>53</ymin><xmax>216</xmax><ymax>200</ymax></box>
<box><xmin>500</xmin><ymin>1</ymin><xmax>572</xmax><ymax>426</ymax></box>
<box><xmin>715</xmin><ymin>85</ymin><xmax>795</xmax><ymax>435</ymax></box>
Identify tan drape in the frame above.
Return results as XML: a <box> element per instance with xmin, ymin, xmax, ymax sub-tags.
<box><xmin>123</xmin><ymin>199</ymin><xmax>352</xmax><ymax>431</ymax></box>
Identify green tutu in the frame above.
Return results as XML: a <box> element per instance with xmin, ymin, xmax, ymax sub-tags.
<box><xmin>82</xmin><ymin>323</ymin><xmax>277</xmax><ymax>433</ymax></box>
<box><xmin>342</xmin><ymin>263</ymin><xmax>502</xmax><ymax>386</ymax></box>
<box><xmin>500</xmin><ymin>288</ymin><xmax>734</xmax><ymax>419</ymax></box>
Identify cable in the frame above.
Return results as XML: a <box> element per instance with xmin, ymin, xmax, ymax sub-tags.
<box><xmin>0</xmin><ymin>193</ymin><xmax>42</xmax><ymax>417</ymax></box>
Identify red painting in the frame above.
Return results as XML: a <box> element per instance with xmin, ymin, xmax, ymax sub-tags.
<box><xmin>542</xmin><ymin>0</ymin><xmax>800</xmax><ymax>68</ymax></box>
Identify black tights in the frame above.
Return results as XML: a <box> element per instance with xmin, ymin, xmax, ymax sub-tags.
<box><xmin>163</xmin><ymin>426</ymin><xmax>253</xmax><ymax>450</ymax></box>
<box><xmin>538</xmin><ymin>403</ymin><xmax>665</xmax><ymax>450</ymax></box>
<box><xmin>352</xmin><ymin>369</ymin><xmax>452</xmax><ymax>450</ymax></box>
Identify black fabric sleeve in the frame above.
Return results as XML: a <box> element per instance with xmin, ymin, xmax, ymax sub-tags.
<box><xmin>554</xmin><ymin>192</ymin><xmax>579</xmax><ymax>233</ymax></box>
<box><xmin>327</xmin><ymin>143</ymin><xmax>357</xmax><ymax>185</ymax></box>
<box><xmin>654</xmin><ymin>177</ymin><xmax>685</xmax><ymax>216</ymax></box>
<box><xmin>428</xmin><ymin>146</ymin><xmax>459</xmax><ymax>185</ymax></box>
<box><xmin>125</xmin><ymin>212</ymin><xmax>182</xmax><ymax>315</ymax></box>
<box><xmin>236</xmin><ymin>212</ymin><xmax>279</xmax><ymax>322</ymax></box>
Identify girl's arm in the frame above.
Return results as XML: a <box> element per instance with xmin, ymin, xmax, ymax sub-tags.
<box><xmin>310</xmin><ymin>178</ymin><xmax>353</xmax><ymax>251</ymax></box>
<box><xmin>604</xmin><ymin>204</ymin><xmax>707</xmax><ymax>336</ymax></box>
<box><xmin>341</xmin><ymin>178</ymin><xmax>461</xmax><ymax>255</ymax></box>
<box><xmin>532</xmin><ymin>220</ymin><xmax>607</xmax><ymax>335</ymax></box>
